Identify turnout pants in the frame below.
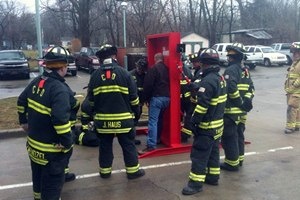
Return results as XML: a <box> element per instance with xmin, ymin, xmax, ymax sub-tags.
<box><xmin>221</xmin><ymin>116</ymin><xmax>240</xmax><ymax>168</ymax></box>
<box><xmin>189</xmin><ymin>129</ymin><xmax>220</xmax><ymax>183</ymax></box>
<box><xmin>31</xmin><ymin>150</ymin><xmax>72</xmax><ymax>200</ymax></box>
<box><xmin>98</xmin><ymin>128</ymin><xmax>139</xmax><ymax>175</ymax></box>
<box><xmin>286</xmin><ymin>94</ymin><xmax>300</xmax><ymax>130</ymax></box>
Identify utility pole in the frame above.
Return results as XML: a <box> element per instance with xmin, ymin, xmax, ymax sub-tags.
<box><xmin>35</xmin><ymin>0</ymin><xmax>43</xmax><ymax>74</ymax></box>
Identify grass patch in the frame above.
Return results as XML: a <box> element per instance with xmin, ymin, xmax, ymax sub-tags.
<box><xmin>0</xmin><ymin>95</ymin><xmax>148</xmax><ymax>130</ymax></box>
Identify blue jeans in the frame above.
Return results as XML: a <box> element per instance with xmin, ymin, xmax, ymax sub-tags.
<box><xmin>147</xmin><ymin>96</ymin><xmax>170</xmax><ymax>148</ymax></box>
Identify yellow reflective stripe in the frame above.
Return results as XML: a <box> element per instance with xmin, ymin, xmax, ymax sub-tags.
<box><xmin>237</xmin><ymin>84</ymin><xmax>249</xmax><ymax>91</ymax></box>
<box><xmin>131</xmin><ymin>97</ymin><xmax>139</xmax><ymax>106</ymax></box>
<box><xmin>181</xmin><ymin>127</ymin><xmax>193</xmax><ymax>135</ymax></box>
<box><xmin>199</xmin><ymin>119</ymin><xmax>223</xmax><ymax>129</ymax></box>
<box><xmin>189</xmin><ymin>172</ymin><xmax>205</xmax><ymax>182</ymax></box>
<box><xmin>82</xmin><ymin>124</ymin><xmax>89</xmax><ymax>130</ymax></box>
<box><xmin>194</xmin><ymin>105</ymin><xmax>208</xmax><ymax>114</ymax></box>
<box><xmin>210</xmin><ymin>94</ymin><xmax>227</xmax><ymax>105</ymax></box>
<box><xmin>184</xmin><ymin>91</ymin><xmax>191</xmax><ymax>98</ymax></box>
<box><xmin>70</xmin><ymin>120</ymin><xmax>76</xmax><ymax>127</ymax></box>
<box><xmin>27</xmin><ymin>136</ymin><xmax>72</xmax><ymax>153</ymax></box>
<box><xmin>95</xmin><ymin>112</ymin><xmax>133</xmax><ymax>120</ymax></box>
<box><xmin>228</xmin><ymin>90</ymin><xmax>240</xmax><ymax>99</ymax></box>
<box><xmin>78</xmin><ymin>132</ymin><xmax>85</xmax><ymax>145</ymax></box>
<box><xmin>208</xmin><ymin>167</ymin><xmax>220</xmax><ymax>175</ymax></box>
<box><xmin>81</xmin><ymin>112</ymin><xmax>90</xmax><ymax>118</ymax></box>
<box><xmin>93</xmin><ymin>85</ymin><xmax>129</xmax><ymax>95</ymax></box>
<box><xmin>29</xmin><ymin>154</ymin><xmax>48</xmax><ymax>165</ymax></box>
<box><xmin>225</xmin><ymin>107</ymin><xmax>244</xmax><ymax>114</ymax></box>
<box><xmin>126</xmin><ymin>164</ymin><xmax>140</xmax><ymax>174</ymax></box>
<box><xmin>34</xmin><ymin>192</ymin><xmax>41</xmax><ymax>200</ymax></box>
<box><xmin>65</xmin><ymin>167</ymin><xmax>70</xmax><ymax>174</ymax></box>
<box><xmin>17</xmin><ymin>106</ymin><xmax>25</xmax><ymax>113</ymax></box>
<box><xmin>54</xmin><ymin>122</ymin><xmax>71</xmax><ymax>134</ymax></box>
<box><xmin>288</xmin><ymin>73</ymin><xmax>300</xmax><ymax>78</ymax></box>
<box><xmin>190</xmin><ymin>96</ymin><xmax>197</xmax><ymax>103</ymax></box>
<box><xmin>100</xmin><ymin>167</ymin><xmax>112</xmax><ymax>174</ymax></box>
<box><xmin>96</xmin><ymin>128</ymin><xmax>132</xmax><ymax>134</ymax></box>
<box><xmin>214</xmin><ymin>127</ymin><xmax>223</xmax><ymax>139</ymax></box>
<box><xmin>239</xmin><ymin>155</ymin><xmax>245</xmax><ymax>162</ymax></box>
<box><xmin>180</xmin><ymin>80</ymin><xmax>189</xmax><ymax>84</ymax></box>
<box><xmin>137</xmin><ymin>87</ymin><xmax>143</xmax><ymax>91</ymax></box>
<box><xmin>28</xmin><ymin>98</ymin><xmax>51</xmax><ymax>115</ymax></box>
<box><xmin>244</xmin><ymin>93</ymin><xmax>252</xmax><ymax>98</ymax></box>
<box><xmin>224</xmin><ymin>158</ymin><xmax>240</xmax><ymax>167</ymax></box>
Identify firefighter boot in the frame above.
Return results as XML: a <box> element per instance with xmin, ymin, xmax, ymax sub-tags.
<box><xmin>182</xmin><ymin>180</ymin><xmax>203</xmax><ymax>195</ymax></box>
<box><xmin>220</xmin><ymin>163</ymin><xmax>239</xmax><ymax>172</ymax></box>
<box><xmin>284</xmin><ymin>128</ymin><xmax>294</xmax><ymax>134</ymax></box>
<box><xmin>204</xmin><ymin>176</ymin><xmax>219</xmax><ymax>186</ymax></box>
<box><xmin>65</xmin><ymin>173</ymin><xmax>76</xmax><ymax>182</ymax></box>
<box><xmin>127</xmin><ymin>169</ymin><xmax>145</xmax><ymax>180</ymax></box>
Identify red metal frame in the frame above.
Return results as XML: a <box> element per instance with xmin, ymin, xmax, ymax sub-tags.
<box><xmin>137</xmin><ymin>32</ymin><xmax>250</xmax><ymax>159</ymax></box>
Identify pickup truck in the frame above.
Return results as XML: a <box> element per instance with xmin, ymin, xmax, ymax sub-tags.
<box><xmin>271</xmin><ymin>43</ymin><xmax>293</xmax><ymax>65</ymax></box>
<box><xmin>212</xmin><ymin>43</ymin><xmax>261</xmax><ymax>69</ymax></box>
<box><xmin>75</xmin><ymin>47</ymin><xmax>100</xmax><ymax>74</ymax></box>
<box><xmin>245</xmin><ymin>45</ymin><xmax>288</xmax><ymax>67</ymax></box>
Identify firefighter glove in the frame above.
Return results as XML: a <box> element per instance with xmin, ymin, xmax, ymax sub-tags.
<box><xmin>241</xmin><ymin>98</ymin><xmax>253</xmax><ymax>112</ymax></box>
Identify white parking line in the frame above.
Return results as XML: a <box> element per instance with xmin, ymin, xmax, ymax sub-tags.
<box><xmin>0</xmin><ymin>146</ymin><xmax>294</xmax><ymax>191</ymax></box>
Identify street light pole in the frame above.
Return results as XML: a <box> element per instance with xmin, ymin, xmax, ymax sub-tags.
<box><xmin>121</xmin><ymin>1</ymin><xmax>128</xmax><ymax>70</ymax></box>
<box><xmin>35</xmin><ymin>0</ymin><xmax>43</xmax><ymax>74</ymax></box>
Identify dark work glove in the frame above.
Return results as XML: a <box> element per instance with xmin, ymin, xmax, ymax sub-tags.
<box><xmin>240</xmin><ymin>98</ymin><xmax>253</xmax><ymax>112</ymax></box>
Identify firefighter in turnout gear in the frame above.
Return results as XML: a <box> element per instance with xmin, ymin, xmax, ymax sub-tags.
<box><xmin>285</xmin><ymin>42</ymin><xmax>300</xmax><ymax>133</ymax></box>
<box><xmin>221</xmin><ymin>43</ymin><xmax>247</xmax><ymax>171</ymax></box>
<box><xmin>130</xmin><ymin>57</ymin><xmax>148</xmax><ymax>145</ymax></box>
<box><xmin>237</xmin><ymin>64</ymin><xmax>254</xmax><ymax>166</ymax></box>
<box><xmin>87</xmin><ymin>44</ymin><xmax>145</xmax><ymax>179</ymax></box>
<box><xmin>182</xmin><ymin>48</ymin><xmax>227</xmax><ymax>195</ymax></box>
<box><xmin>17</xmin><ymin>46</ymin><xmax>79</xmax><ymax>200</ymax></box>
<box><xmin>73</xmin><ymin>95</ymin><xmax>100</xmax><ymax>147</ymax></box>
<box><xmin>180</xmin><ymin>55</ymin><xmax>193</xmax><ymax>143</ymax></box>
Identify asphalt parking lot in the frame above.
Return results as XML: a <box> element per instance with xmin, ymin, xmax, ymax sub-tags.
<box><xmin>1</xmin><ymin>66</ymin><xmax>300</xmax><ymax>200</ymax></box>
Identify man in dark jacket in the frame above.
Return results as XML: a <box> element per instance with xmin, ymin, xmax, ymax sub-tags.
<box><xmin>139</xmin><ymin>53</ymin><xmax>170</xmax><ymax>154</ymax></box>
<box><xmin>182</xmin><ymin>48</ymin><xmax>227</xmax><ymax>195</ymax></box>
<box><xmin>17</xmin><ymin>46</ymin><xmax>78</xmax><ymax>200</ymax></box>
<box><xmin>87</xmin><ymin>44</ymin><xmax>145</xmax><ymax>179</ymax></box>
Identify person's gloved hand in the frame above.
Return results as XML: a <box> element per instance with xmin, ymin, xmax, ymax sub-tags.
<box><xmin>240</xmin><ymin>98</ymin><xmax>253</xmax><ymax>112</ymax></box>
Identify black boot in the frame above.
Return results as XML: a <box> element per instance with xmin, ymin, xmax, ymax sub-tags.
<box><xmin>220</xmin><ymin>163</ymin><xmax>239</xmax><ymax>171</ymax></box>
<box><xmin>204</xmin><ymin>176</ymin><xmax>219</xmax><ymax>186</ymax></box>
<box><xmin>182</xmin><ymin>180</ymin><xmax>203</xmax><ymax>195</ymax></box>
<box><xmin>65</xmin><ymin>173</ymin><xmax>76</xmax><ymax>182</ymax></box>
<box><xmin>127</xmin><ymin>169</ymin><xmax>145</xmax><ymax>180</ymax></box>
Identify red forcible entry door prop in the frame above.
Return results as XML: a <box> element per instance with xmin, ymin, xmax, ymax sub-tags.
<box><xmin>137</xmin><ymin>32</ymin><xmax>192</xmax><ymax>158</ymax></box>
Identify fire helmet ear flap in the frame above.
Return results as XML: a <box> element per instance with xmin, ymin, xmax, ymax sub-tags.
<box><xmin>96</xmin><ymin>44</ymin><xmax>118</xmax><ymax>60</ymax></box>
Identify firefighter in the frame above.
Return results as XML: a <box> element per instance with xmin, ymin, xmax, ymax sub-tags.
<box><xmin>221</xmin><ymin>43</ymin><xmax>249</xmax><ymax>171</ymax></box>
<box><xmin>180</xmin><ymin>55</ymin><xmax>193</xmax><ymax>143</ymax></box>
<box><xmin>17</xmin><ymin>46</ymin><xmax>78</xmax><ymax>200</ymax></box>
<box><xmin>237</xmin><ymin>62</ymin><xmax>255</xmax><ymax>166</ymax></box>
<box><xmin>130</xmin><ymin>57</ymin><xmax>148</xmax><ymax>145</ymax></box>
<box><xmin>87</xmin><ymin>44</ymin><xmax>145</xmax><ymax>179</ymax></box>
<box><xmin>73</xmin><ymin>95</ymin><xmax>100</xmax><ymax>147</ymax></box>
<box><xmin>182</xmin><ymin>48</ymin><xmax>227</xmax><ymax>195</ymax></box>
<box><xmin>285</xmin><ymin>42</ymin><xmax>300</xmax><ymax>133</ymax></box>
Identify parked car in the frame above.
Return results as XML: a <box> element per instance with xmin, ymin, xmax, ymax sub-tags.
<box><xmin>245</xmin><ymin>45</ymin><xmax>288</xmax><ymax>67</ymax></box>
<box><xmin>271</xmin><ymin>43</ymin><xmax>293</xmax><ymax>65</ymax></box>
<box><xmin>40</xmin><ymin>46</ymin><xmax>77</xmax><ymax>76</ymax></box>
<box><xmin>0</xmin><ymin>50</ymin><xmax>30</xmax><ymax>79</ymax></box>
<box><xmin>75</xmin><ymin>47</ymin><xmax>100</xmax><ymax>74</ymax></box>
<box><xmin>211</xmin><ymin>42</ymin><xmax>260</xmax><ymax>69</ymax></box>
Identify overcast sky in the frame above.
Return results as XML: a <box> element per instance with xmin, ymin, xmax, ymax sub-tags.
<box><xmin>18</xmin><ymin>0</ymin><xmax>37</xmax><ymax>13</ymax></box>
